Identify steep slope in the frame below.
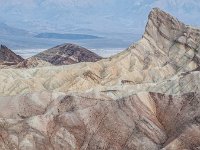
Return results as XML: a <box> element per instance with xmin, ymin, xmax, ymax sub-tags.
<box><xmin>17</xmin><ymin>57</ymin><xmax>53</xmax><ymax>68</ymax></box>
<box><xmin>0</xmin><ymin>8</ymin><xmax>199</xmax><ymax>96</ymax></box>
<box><xmin>0</xmin><ymin>45</ymin><xmax>24</xmax><ymax>65</ymax></box>
<box><xmin>0</xmin><ymin>8</ymin><xmax>200</xmax><ymax>150</ymax></box>
<box><xmin>32</xmin><ymin>43</ymin><xmax>102</xmax><ymax>65</ymax></box>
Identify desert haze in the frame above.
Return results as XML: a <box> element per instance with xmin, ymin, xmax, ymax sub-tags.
<box><xmin>0</xmin><ymin>7</ymin><xmax>200</xmax><ymax>150</ymax></box>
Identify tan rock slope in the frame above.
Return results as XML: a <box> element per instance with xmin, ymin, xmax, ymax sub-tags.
<box><xmin>17</xmin><ymin>57</ymin><xmax>53</xmax><ymax>68</ymax></box>
<box><xmin>0</xmin><ymin>8</ymin><xmax>200</xmax><ymax>150</ymax></box>
<box><xmin>0</xmin><ymin>8</ymin><xmax>199</xmax><ymax>96</ymax></box>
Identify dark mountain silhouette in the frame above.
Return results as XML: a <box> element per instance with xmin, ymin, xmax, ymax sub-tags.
<box><xmin>31</xmin><ymin>43</ymin><xmax>102</xmax><ymax>65</ymax></box>
<box><xmin>0</xmin><ymin>45</ymin><xmax>24</xmax><ymax>64</ymax></box>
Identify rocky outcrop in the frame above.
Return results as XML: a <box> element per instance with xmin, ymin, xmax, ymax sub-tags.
<box><xmin>0</xmin><ymin>92</ymin><xmax>199</xmax><ymax>149</ymax></box>
<box><xmin>17</xmin><ymin>57</ymin><xmax>53</xmax><ymax>68</ymax></box>
<box><xmin>32</xmin><ymin>43</ymin><xmax>102</xmax><ymax>65</ymax></box>
<box><xmin>0</xmin><ymin>7</ymin><xmax>200</xmax><ymax>96</ymax></box>
<box><xmin>150</xmin><ymin>92</ymin><xmax>200</xmax><ymax>149</ymax></box>
<box><xmin>0</xmin><ymin>92</ymin><xmax>165</xmax><ymax>149</ymax></box>
<box><xmin>0</xmin><ymin>8</ymin><xmax>200</xmax><ymax>150</ymax></box>
<box><xmin>0</xmin><ymin>45</ymin><xmax>24</xmax><ymax>64</ymax></box>
<box><xmin>14</xmin><ymin>43</ymin><xmax>102</xmax><ymax>68</ymax></box>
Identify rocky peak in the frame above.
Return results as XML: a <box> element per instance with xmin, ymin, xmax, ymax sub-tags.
<box><xmin>0</xmin><ymin>9</ymin><xmax>200</xmax><ymax>150</ymax></box>
<box><xmin>139</xmin><ymin>8</ymin><xmax>200</xmax><ymax>72</ymax></box>
<box><xmin>144</xmin><ymin>8</ymin><xmax>185</xmax><ymax>42</ymax></box>
<box><xmin>145</xmin><ymin>8</ymin><xmax>200</xmax><ymax>47</ymax></box>
<box><xmin>0</xmin><ymin>45</ymin><xmax>24</xmax><ymax>64</ymax></box>
<box><xmin>1</xmin><ymin>44</ymin><xmax>8</xmax><ymax>49</ymax></box>
<box><xmin>33</xmin><ymin>43</ymin><xmax>102</xmax><ymax>65</ymax></box>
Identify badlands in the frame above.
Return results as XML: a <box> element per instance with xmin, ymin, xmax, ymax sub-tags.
<box><xmin>0</xmin><ymin>8</ymin><xmax>200</xmax><ymax>150</ymax></box>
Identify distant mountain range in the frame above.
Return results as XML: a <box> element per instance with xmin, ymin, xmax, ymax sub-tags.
<box><xmin>0</xmin><ymin>22</ymin><xmax>137</xmax><ymax>50</ymax></box>
<box><xmin>1</xmin><ymin>0</ymin><xmax>199</xmax><ymax>50</ymax></box>
<box><xmin>0</xmin><ymin>22</ymin><xmax>31</xmax><ymax>36</ymax></box>
<box><xmin>35</xmin><ymin>33</ymin><xmax>101</xmax><ymax>40</ymax></box>
<box><xmin>0</xmin><ymin>22</ymin><xmax>101</xmax><ymax>40</ymax></box>
<box><xmin>0</xmin><ymin>0</ymin><xmax>199</xmax><ymax>35</ymax></box>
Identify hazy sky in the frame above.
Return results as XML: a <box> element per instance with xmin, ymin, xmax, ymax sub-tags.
<box><xmin>0</xmin><ymin>0</ymin><xmax>199</xmax><ymax>35</ymax></box>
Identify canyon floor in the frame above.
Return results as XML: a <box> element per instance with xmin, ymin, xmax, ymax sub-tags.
<box><xmin>0</xmin><ymin>8</ymin><xmax>200</xmax><ymax>150</ymax></box>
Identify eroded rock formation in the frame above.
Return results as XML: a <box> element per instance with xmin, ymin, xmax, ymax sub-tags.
<box><xmin>0</xmin><ymin>45</ymin><xmax>24</xmax><ymax>66</ymax></box>
<box><xmin>32</xmin><ymin>43</ymin><xmax>102</xmax><ymax>65</ymax></box>
<box><xmin>0</xmin><ymin>8</ymin><xmax>199</xmax><ymax>150</ymax></box>
<box><xmin>16</xmin><ymin>43</ymin><xmax>102</xmax><ymax>68</ymax></box>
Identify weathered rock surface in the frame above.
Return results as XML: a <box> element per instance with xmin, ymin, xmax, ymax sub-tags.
<box><xmin>32</xmin><ymin>43</ymin><xmax>102</xmax><ymax>65</ymax></box>
<box><xmin>0</xmin><ymin>8</ymin><xmax>200</xmax><ymax>96</ymax></box>
<box><xmin>0</xmin><ymin>43</ymin><xmax>102</xmax><ymax>69</ymax></box>
<box><xmin>0</xmin><ymin>45</ymin><xmax>24</xmax><ymax>64</ymax></box>
<box><xmin>0</xmin><ymin>8</ymin><xmax>200</xmax><ymax>150</ymax></box>
<box><xmin>0</xmin><ymin>92</ymin><xmax>199</xmax><ymax>150</ymax></box>
<box><xmin>17</xmin><ymin>57</ymin><xmax>53</xmax><ymax>68</ymax></box>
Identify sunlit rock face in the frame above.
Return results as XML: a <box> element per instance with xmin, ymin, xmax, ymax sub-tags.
<box><xmin>0</xmin><ymin>8</ymin><xmax>200</xmax><ymax>150</ymax></box>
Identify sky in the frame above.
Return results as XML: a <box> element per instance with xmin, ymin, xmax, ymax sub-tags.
<box><xmin>0</xmin><ymin>0</ymin><xmax>200</xmax><ymax>51</ymax></box>
<box><xmin>0</xmin><ymin>0</ymin><xmax>200</xmax><ymax>35</ymax></box>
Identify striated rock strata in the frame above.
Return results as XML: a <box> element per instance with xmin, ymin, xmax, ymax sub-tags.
<box><xmin>0</xmin><ymin>45</ymin><xmax>24</xmax><ymax>65</ymax></box>
<box><xmin>32</xmin><ymin>43</ymin><xmax>102</xmax><ymax>65</ymax></box>
<box><xmin>16</xmin><ymin>43</ymin><xmax>102</xmax><ymax>68</ymax></box>
<box><xmin>0</xmin><ymin>92</ymin><xmax>199</xmax><ymax>149</ymax></box>
<box><xmin>0</xmin><ymin>8</ymin><xmax>200</xmax><ymax>150</ymax></box>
